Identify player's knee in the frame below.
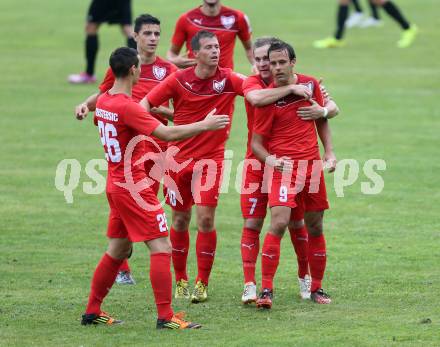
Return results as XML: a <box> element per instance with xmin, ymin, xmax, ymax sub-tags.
<box><xmin>244</xmin><ymin>218</ymin><xmax>264</xmax><ymax>231</ymax></box>
<box><xmin>289</xmin><ymin>219</ymin><xmax>305</xmax><ymax>230</ymax></box>
<box><xmin>198</xmin><ymin>214</ymin><xmax>214</xmax><ymax>231</ymax></box>
<box><xmin>271</xmin><ymin>218</ymin><xmax>289</xmax><ymax>235</ymax></box>
<box><xmin>339</xmin><ymin>0</ymin><xmax>351</xmax><ymax>5</ymax></box>
<box><xmin>85</xmin><ymin>22</ymin><xmax>99</xmax><ymax>34</ymax></box>
<box><xmin>173</xmin><ymin>212</ymin><xmax>191</xmax><ymax>231</ymax></box>
<box><xmin>305</xmin><ymin>216</ymin><xmax>323</xmax><ymax>237</ymax></box>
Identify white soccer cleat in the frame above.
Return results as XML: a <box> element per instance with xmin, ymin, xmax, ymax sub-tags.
<box><xmin>360</xmin><ymin>17</ymin><xmax>383</xmax><ymax>28</ymax></box>
<box><xmin>345</xmin><ymin>12</ymin><xmax>364</xmax><ymax>28</ymax></box>
<box><xmin>241</xmin><ymin>282</ymin><xmax>257</xmax><ymax>304</ymax></box>
<box><xmin>68</xmin><ymin>72</ymin><xmax>96</xmax><ymax>84</ymax></box>
<box><xmin>298</xmin><ymin>274</ymin><xmax>311</xmax><ymax>300</ymax></box>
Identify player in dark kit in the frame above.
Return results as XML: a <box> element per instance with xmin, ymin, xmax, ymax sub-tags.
<box><xmin>252</xmin><ymin>41</ymin><xmax>334</xmax><ymax>308</ymax></box>
<box><xmin>80</xmin><ymin>47</ymin><xmax>229</xmax><ymax>329</ymax></box>
<box><xmin>68</xmin><ymin>0</ymin><xmax>137</xmax><ymax>84</ymax></box>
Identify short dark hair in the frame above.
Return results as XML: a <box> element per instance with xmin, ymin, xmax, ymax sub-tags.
<box><xmin>191</xmin><ymin>30</ymin><xmax>217</xmax><ymax>51</ymax></box>
<box><xmin>134</xmin><ymin>14</ymin><xmax>161</xmax><ymax>33</ymax></box>
<box><xmin>109</xmin><ymin>47</ymin><xmax>139</xmax><ymax>78</ymax></box>
<box><xmin>253</xmin><ymin>36</ymin><xmax>279</xmax><ymax>51</ymax></box>
<box><xmin>267</xmin><ymin>40</ymin><xmax>296</xmax><ymax>61</ymax></box>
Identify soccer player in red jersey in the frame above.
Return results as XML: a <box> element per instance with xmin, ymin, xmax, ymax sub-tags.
<box><xmin>240</xmin><ymin>37</ymin><xmax>339</xmax><ymax>304</ymax></box>
<box><xmin>75</xmin><ymin>14</ymin><xmax>177</xmax><ymax>285</ymax></box>
<box><xmin>143</xmin><ymin>30</ymin><xmax>245</xmax><ymax>303</ymax></box>
<box><xmin>80</xmin><ymin>47</ymin><xmax>229</xmax><ymax>329</ymax></box>
<box><xmin>167</xmin><ymin>0</ymin><xmax>253</xmax><ymax>69</ymax></box>
<box><xmin>252</xmin><ymin>41</ymin><xmax>335</xmax><ymax>308</ymax></box>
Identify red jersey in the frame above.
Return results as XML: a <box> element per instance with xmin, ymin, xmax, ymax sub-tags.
<box><xmin>99</xmin><ymin>56</ymin><xmax>177</xmax><ymax>151</ymax></box>
<box><xmin>243</xmin><ymin>74</ymin><xmax>269</xmax><ymax>160</ymax></box>
<box><xmin>253</xmin><ymin>74</ymin><xmax>324</xmax><ymax>160</ymax></box>
<box><xmin>147</xmin><ymin>66</ymin><xmax>244</xmax><ymax>160</ymax></box>
<box><xmin>94</xmin><ymin>92</ymin><xmax>160</xmax><ymax>193</ymax></box>
<box><xmin>171</xmin><ymin>5</ymin><xmax>252</xmax><ymax>69</ymax></box>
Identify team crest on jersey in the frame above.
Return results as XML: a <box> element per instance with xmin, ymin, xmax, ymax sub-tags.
<box><xmin>153</xmin><ymin>66</ymin><xmax>166</xmax><ymax>80</ymax></box>
<box><xmin>213</xmin><ymin>78</ymin><xmax>226</xmax><ymax>93</ymax></box>
<box><xmin>220</xmin><ymin>15</ymin><xmax>235</xmax><ymax>29</ymax></box>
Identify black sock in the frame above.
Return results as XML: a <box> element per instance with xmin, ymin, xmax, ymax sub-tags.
<box><xmin>335</xmin><ymin>4</ymin><xmax>349</xmax><ymax>40</ymax></box>
<box><xmin>369</xmin><ymin>1</ymin><xmax>380</xmax><ymax>20</ymax></box>
<box><xmin>127</xmin><ymin>37</ymin><xmax>136</xmax><ymax>49</ymax></box>
<box><xmin>382</xmin><ymin>1</ymin><xmax>410</xmax><ymax>30</ymax></box>
<box><xmin>351</xmin><ymin>0</ymin><xmax>363</xmax><ymax>13</ymax></box>
<box><xmin>85</xmin><ymin>34</ymin><xmax>98</xmax><ymax>76</ymax></box>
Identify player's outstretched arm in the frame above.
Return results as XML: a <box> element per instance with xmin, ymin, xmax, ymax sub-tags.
<box><xmin>74</xmin><ymin>93</ymin><xmax>100</xmax><ymax>120</ymax></box>
<box><xmin>246</xmin><ymin>84</ymin><xmax>312</xmax><ymax>107</ymax></box>
<box><xmin>316</xmin><ymin>119</ymin><xmax>337</xmax><ymax>173</ymax></box>
<box><xmin>166</xmin><ymin>44</ymin><xmax>196</xmax><ymax>69</ymax></box>
<box><xmin>152</xmin><ymin>108</ymin><xmax>229</xmax><ymax>142</ymax></box>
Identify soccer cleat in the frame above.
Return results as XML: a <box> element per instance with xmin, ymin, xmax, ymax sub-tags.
<box><xmin>81</xmin><ymin>311</ymin><xmax>123</xmax><ymax>326</ymax></box>
<box><xmin>311</xmin><ymin>288</ymin><xmax>332</xmax><ymax>304</ymax></box>
<box><xmin>256</xmin><ymin>288</ymin><xmax>273</xmax><ymax>309</ymax></box>
<box><xmin>298</xmin><ymin>274</ymin><xmax>311</xmax><ymax>300</ymax></box>
<box><xmin>345</xmin><ymin>12</ymin><xmax>364</xmax><ymax>28</ymax></box>
<box><xmin>359</xmin><ymin>17</ymin><xmax>383</xmax><ymax>28</ymax></box>
<box><xmin>241</xmin><ymin>282</ymin><xmax>257</xmax><ymax>304</ymax></box>
<box><xmin>190</xmin><ymin>280</ymin><xmax>208</xmax><ymax>303</ymax></box>
<box><xmin>313</xmin><ymin>37</ymin><xmax>345</xmax><ymax>49</ymax></box>
<box><xmin>115</xmin><ymin>271</ymin><xmax>136</xmax><ymax>285</ymax></box>
<box><xmin>397</xmin><ymin>25</ymin><xmax>418</xmax><ymax>48</ymax></box>
<box><xmin>68</xmin><ymin>72</ymin><xmax>97</xmax><ymax>84</ymax></box>
<box><xmin>156</xmin><ymin>313</ymin><xmax>202</xmax><ymax>330</ymax></box>
<box><xmin>175</xmin><ymin>279</ymin><xmax>190</xmax><ymax>299</ymax></box>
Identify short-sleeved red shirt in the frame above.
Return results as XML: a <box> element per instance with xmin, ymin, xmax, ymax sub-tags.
<box><xmin>99</xmin><ymin>56</ymin><xmax>177</xmax><ymax>151</ymax></box>
<box><xmin>171</xmin><ymin>5</ymin><xmax>252</xmax><ymax>69</ymax></box>
<box><xmin>94</xmin><ymin>92</ymin><xmax>160</xmax><ymax>193</ymax></box>
<box><xmin>253</xmin><ymin>74</ymin><xmax>324</xmax><ymax>160</ymax></box>
<box><xmin>243</xmin><ymin>74</ymin><xmax>269</xmax><ymax>160</ymax></box>
<box><xmin>147</xmin><ymin>66</ymin><xmax>244</xmax><ymax>160</ymax></box>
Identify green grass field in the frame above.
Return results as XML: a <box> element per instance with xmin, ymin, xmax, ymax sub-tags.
<box><xmin>1</xmin><ymin>0</ymin><xmax>440</xmax><ymax>346</ymax></box>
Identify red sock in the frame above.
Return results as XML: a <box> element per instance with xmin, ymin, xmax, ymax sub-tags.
<box><xmin>85</xmin><ymin>253</ymin><xmax>123</xmax><ymax>314</ymax></box>
<box><xmin>150</xmin><ymin>253</ymin><xmax>173</xmax><ymax>320</ymax></box>
<box><xmin>196</xmin><ymin>230</ymin><xmax>217</xmax><ymax>285</ymax></box>
<box><xmin>241</xmin><ymin>228</ymin><xmax>260</xmax><ymax>284</ymax></box>
<box><xmin>261</xmin><ymin>232</ymin><xmax>281</xmax><ymax>290</ymax></box>
<box><xmin>170</xmin><ymin>227</ymin><xmax>189</xmax><ymax>281</ymax></box>
<box><xmin>308</xmin><ymin>234</ymin><xmax>327</xmax><ymax>293</ymax></box>
<box><xmin>289</xmin><ymin>226</ymin><xmax>309</xmax><ymax>278</ymax></box>
<box><xmin>118</xmin><ymin>259</ymin><xmax>130</xmax><ymax>273</ymax></box>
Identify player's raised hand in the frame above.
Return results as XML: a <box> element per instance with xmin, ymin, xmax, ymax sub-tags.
<box><xmin>298</xmin><ymin>99</ymin><xmax>327</xmax><ymax>120</ymax></box>
<box><xmin>323</xmin><ymin>150</ymin><xmax>337</xmax><ymax>173</ymax></box>
<box><xmin>75</xmin><ymin>103</ymin><xmax>89</xmax><ymax>120</ymax></box>
<box><xmin>203</xmin><ymin>108</ymin><xmax>230</xmax><ymax>130</ymax></box>
<box><xmin>290</xmin><ymin>84</ymin><xmax>312</xmax><ymax>100</ymax></box>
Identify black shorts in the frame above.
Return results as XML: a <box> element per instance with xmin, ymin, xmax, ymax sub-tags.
<box><xmin>87</xmin><ymin>0</ymin><xmax>132</xmax><ymax>25</ymax></box>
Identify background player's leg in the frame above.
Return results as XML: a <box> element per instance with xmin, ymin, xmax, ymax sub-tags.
<box><xmin>121</xmin><ymin>24</ymin><xmax>136</xmax><ymax>49</ymax></box>
<box><xmin>346</xmin><ymin>0</ymin><xmax>365</xmax><ymax>28</ymax></box>
<box><xmin>314</xmin><ymin>0</ymin><xmax>350</xmax><ymax>48</ymax></box>
<box><xmin>84</xmin><ymin>238</ymin><xmax>131</xmax><ymax>316</ymax></box>
<box><xmin>170</xmin><ymin>209</ymin><xmax>191</xmax><ymax>298</ymax></box>
<box><xmin>360</xmin><ymin>0</ymin><xmax>383</xmax><ymax>27</ymax></box>
<box><xmin>115</xmin><ymin>259</ymin><xmax>136</xmax><ymax>285</ymax></box>
<box><xmin>304</xmin><ymin>211</ymin><xmax>331</xmax><ymax>304</ymax></box>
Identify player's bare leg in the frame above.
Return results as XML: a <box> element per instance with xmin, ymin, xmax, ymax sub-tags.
<box><xmin>288</xmin><ymin>219</ymin><xmax>311</xmax><ymax>300</ymax></box>
<box><xmin>241</xmin><ymin>218</ymin><xmax>264</xmax><ymax>304</ymax></box>
<box><xmin>305</xmin><ymin>211</ymin><xmax>331</xmax><ymax>304</ymax></box>
<box><xmin>69</xmin><ymin>22</ymin><xmax>100</xmax><ymax>84</ymax></box>
<box><xmin>170</xmin><ymin>209</ymin><xmax>192</xmax><ymax>299</ymax></box>
<box><xmin>257</xmin><ymin>206</ymin><xmax>290</xmax><ymax>309</ymax></box>
<box><xmin>190</xmin><ymin>205</ymin><xmax>217</xmax><ymax>303</ymax></box>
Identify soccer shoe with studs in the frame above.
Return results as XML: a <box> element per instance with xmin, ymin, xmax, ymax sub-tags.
<box><xmin>298</xmin><ymin>274</ymin><xmax>311</xmax><ymax>300</ymax></box>
<box><xmin>156</xmin><ymin>312</ymin><xmax>202</xmax><ymax>330</ymax></box>
<box><xmin>81</xmin><ymin>311</ymin><xmax>123</xmax><ymax>326</ymax></box>
<box><xmin>397</xmin><ymin>25</ymin><xmax>418</xmax><ymax>48</ymax></box>
<box><xmin>68</xmin><ymin>72</ymin><xmax>97</xmax><ymax>84</ymax></box>
<box><xmin>175</xmin><ymin>279</ymin><xmax>190</xmax><ymax>299</ymax></box>
<box><xmin>311</xmin><ymin>288</ymin><xmax>332</xmax><ymax>304</ymax></box>
<box><xmin>256</xmin><ymin>288</ymin><xmax>273</xmax><ymax>309</ymax></box>
<box><xmin>345</xmin><ymin>12</ymin><xmax>364</xmax><ymax>28</ymax></box>
<box><xmin>313</xmin><ymin>37</ymin><xmax>345</xmax><ymax>49</ymax></box>
<box><xmin>190</xmin><ymin>280</ymin><xmax>208</xmax><ymax>303</ymax></box>
<box><xmin>115</xmin><ymin>271</ymin><xmax>136</xmax><ymax>285</ymax></box>
<box><xmin>241</xmin><ymin>282</ymin><xmax>257</xmax><ymax>304</ymax></box>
